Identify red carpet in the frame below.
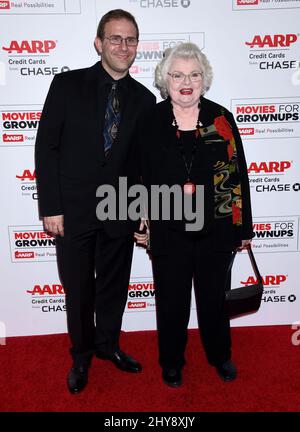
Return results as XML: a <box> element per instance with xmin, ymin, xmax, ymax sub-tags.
<box><xmin>0</xmin><ymin>326</ymin><xmax>299</xmax><ymax>412</ymax></box>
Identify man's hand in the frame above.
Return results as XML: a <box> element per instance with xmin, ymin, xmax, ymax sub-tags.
<box><xmin>134</xmin><ymin>219</ymin><xmax>149</xmax><ymax>247</ymax></box>
<box><xmin>43</xmin><ymin>215</ymin><xmax>64</xmax><ymax>236</ymax></box>
<box><xmin>236</xmin><ymin>239</ymin><xmax>252</xmax><ymax>251</ymax></box>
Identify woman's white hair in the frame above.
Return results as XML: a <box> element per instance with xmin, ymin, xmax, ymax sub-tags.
<box><xmin>154</xmin><ymin>42</ymin><xmax>213</xmax><ymax>99</ymax></box>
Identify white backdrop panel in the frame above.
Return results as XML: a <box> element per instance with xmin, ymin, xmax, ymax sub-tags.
<box><xmin>0</xmin><ymin>0</ymin><xmax>299</xmax><ymax>337</ymax></box>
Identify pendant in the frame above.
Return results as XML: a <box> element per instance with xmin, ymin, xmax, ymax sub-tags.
<box><xmin>183</xmin><ymin>182</ymin><xmax>196</xmax><ymax>195</ymax></box>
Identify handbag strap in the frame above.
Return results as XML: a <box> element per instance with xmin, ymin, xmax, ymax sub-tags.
<box><xmin>247</xmin><ymin>245</ymin><xmax>263</xmax><ymax>284</ymax></box>
<box><xmin>226</xmin><ymin>245</ymin><xmax>263</xmax><ymax>287</ymax></box>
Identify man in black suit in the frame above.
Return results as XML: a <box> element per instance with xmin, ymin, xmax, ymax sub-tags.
<box><xmin>35</xmin><ymin>9</ymin><xmax>155</xmax><ymax>394</ymax></box>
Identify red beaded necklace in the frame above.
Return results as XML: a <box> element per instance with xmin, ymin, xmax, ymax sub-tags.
<box><xmin>172</xmin><ymin>108</ymin><xmax>202</xmax><ymax>195</ymax></box>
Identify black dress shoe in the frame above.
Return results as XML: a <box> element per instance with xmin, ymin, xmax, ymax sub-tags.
<box><xmin>162</xmin><ymin>368</ymin><xmax>182</xmax><ymax>388</ymax></box>
<box><xmin>96</xmin><ymin>349</ymin><xmax>142</xmax><ymax>373</ymax></box>
<box><xmin>215</xmin><ymin>360</ymin><xmax>237</xmax><ymax>382</ymax></box>
<box><xmin>67</xmin><ymin>365</ymin><xmax>88</xmax><ymax>394</ymax></box>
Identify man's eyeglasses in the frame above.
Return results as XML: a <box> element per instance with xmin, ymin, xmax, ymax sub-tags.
<box><xmin>104</xmin><ymin>35</ymin><xmax>138</xmax><ymax>46</ymax></box>
<box><xmin>167</xmin><ymin>71</ymin><xmax>203</xmax><ymax>83</ymax></box>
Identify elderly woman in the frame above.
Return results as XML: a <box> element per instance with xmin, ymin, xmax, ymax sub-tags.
<box><xmin>135</xmin><ymin>42</ymin><xmax>254</xmax><ymax>387</ymax></box>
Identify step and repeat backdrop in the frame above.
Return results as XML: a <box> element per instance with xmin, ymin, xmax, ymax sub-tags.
<box><xmin>0</xmin><ymin>0</ymin><xmax>299</xmax><ymax>337</ymax></box>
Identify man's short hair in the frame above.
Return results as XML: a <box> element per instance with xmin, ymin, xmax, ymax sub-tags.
<box><xmin>97</xmin><ymin>9</ymin><xmax>139</xmax><ymax>40</ymax></box>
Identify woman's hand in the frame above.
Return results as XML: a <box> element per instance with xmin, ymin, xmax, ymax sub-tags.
<box><xmin>134</xmin><ymin>219</ymin><xmax>149</xmax><ymax>247</ymax></box>
<box><xmin>236</xmin><ymin>239</ymin><xmax>252</xmax><ymax>251</ymax></box>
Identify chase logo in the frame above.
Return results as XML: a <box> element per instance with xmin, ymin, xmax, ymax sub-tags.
<box><xmin>136</xmin><ymin>0</ymin><xmax>191</xmax><ymax>8</ymax></box>
<box><xmin>181</xmin><ymin>0</ymin><xmax>191</xmax><ymax>7</ymax></box>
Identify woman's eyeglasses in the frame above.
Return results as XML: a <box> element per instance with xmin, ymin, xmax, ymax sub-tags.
<box><xmin>167</xmin><ymin>71</ymin><xmax>203</xmax><ymax>83</ymax></box>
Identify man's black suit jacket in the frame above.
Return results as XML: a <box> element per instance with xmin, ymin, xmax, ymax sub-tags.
<box><xmin>35</xmin><ymin>61</ymin><xmax>156</xmax><ymax>238</ymax></box>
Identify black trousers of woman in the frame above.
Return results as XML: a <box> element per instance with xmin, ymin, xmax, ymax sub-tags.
<box><xmin>152</xmin><ymin>229</ymin><xmax>232</xmax><ymax>370</ymax></box>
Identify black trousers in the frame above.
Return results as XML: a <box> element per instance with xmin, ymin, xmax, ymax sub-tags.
<box><xmin>152</xmin><ymin>229</ymin><xmax>232</xmax><ymax>370</ymax></box>
<box><xmin>56</xmin><ymin>226</ymin><xmax>134</xmax><ymax>367</ymax></box>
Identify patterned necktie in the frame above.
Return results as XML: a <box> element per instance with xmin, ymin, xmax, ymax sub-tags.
<box><xmin>103</xmin><ymin>82</ymin><xmax>120</xmax><ymax>156</ymax></box>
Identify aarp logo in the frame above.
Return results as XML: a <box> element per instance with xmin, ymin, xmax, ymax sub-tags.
<box><xmin>0</xmin><ymin>1</ymin><xmax>10</xmax><ymax>9</ymax></box>
<box><xmin>245</xmin><ymin>34</ymin><xmax>298</xmax><ymax>49</ymax></box>
<box><xmin>2</xmin><ymin>40</ymin><xmax>56</xmax><ymax>54</ymax></box>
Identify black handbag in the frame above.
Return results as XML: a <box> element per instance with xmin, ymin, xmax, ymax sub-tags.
<box><xmin>225</xmin><ymin>246</ymin><xmax>264</xmax><ymax>318</ymax></box>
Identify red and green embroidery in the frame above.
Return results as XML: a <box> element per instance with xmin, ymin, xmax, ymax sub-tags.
<box><xmin>200</xmin><ymin>113</ymin><xmax>243</xmax><ymax>227</ymax></box>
